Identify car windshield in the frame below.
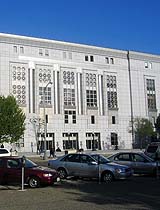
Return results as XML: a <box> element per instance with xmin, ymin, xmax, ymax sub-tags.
<box><xmin>91</xmin><ymin>155</ymin><xmax>110</xmax><ymax>164</ymax></box>
<box><xmin>25</xmin><ymin>159</ymin><xmax>38</xmax><ymax>168</ymax></box>
<box><xmin>147</xmin><ymin>146</ymin><xmax>158</xmax><ymax>153</ymax></box>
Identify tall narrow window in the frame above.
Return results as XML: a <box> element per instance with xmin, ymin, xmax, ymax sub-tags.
<box><xmin>145</xmin><ymin>62</ymin><xmax>148</xmax><ymax>68</ymax></box>
<box><xmin>90</xmin><ymin>55</ymin><xmax>94</xmax><ymax>62</ymax></box>
<box><xmin>146</xmin><ymin>79</ymin><xmax>156</xmax><ymax>110</ymax></box>
<box><xmin>111</xmin><ymin>133</ymin><xmax>118</xmax><ymax>145</ymax></box>
<box><xmin>85</xmin><ymin>55</ymin><xmax>89</xmax><ymax>61</ymax></box>
<box><xmin>64</xmin><ymin>88</ymin><xmax>75</xmax><ymax>106</ymax></box>
<box><xmin>105</xmin><ymin>57</ymin><xmax>109</xmax><ymax>64</ymax></box>
<box><xmin>64</xmin><ymin>111</ymin><xmax>69</xmax><ymax>123</ymax></box>
<box><xmin>63</xmin><ymin>71</ymin><xmax>75</xmax><ymax>107</ymax></box>
<box><xmin>112</xmin><ymin>116</ymin><xmax>116</xmax><ymax>124</ymax></box>
<box><xmin>86</xmin><ymin>73</ymin><xmax>97</xmax><ymax>108</ymax></box>
<box><xmin>110</xmin><ymin>58</ymin><xmax>114</xmax><ymax>64</ymax></box>
<box><xmin>107</xmin><ymin>75</ymin><xmax>118</xmax><ymax>109</ymax></box>
<box><xmin>13</xmin><ymin>46</ymin><xmax>17</xmax><ymax>53</ymax></box>
<box><xmin>91</xmin><ymin>115</ymin><xmax>95</xmax><ymax>124</ymax></box>
<box><xmin>20</xmin><ymin>46</ymin><xmax>24</xmax><ymax>54</ymax></box>
<box><xmin>39</xmin><ymin>87</ymin><xmax>52</xmax><ymax>105</ymax></box>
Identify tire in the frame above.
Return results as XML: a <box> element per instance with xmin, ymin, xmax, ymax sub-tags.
<box><xmin>102</xmin><ymin>171</ymin><xmax>114</xmax><ymax>183</ymax></box>
<box><xmin>28</xmin><ymin>176</ymin><xmax>40</xmax><ymax>188</ymax></box>
<box><xmin>57</xmin><ymin>168</ymin><xmax>67</xmax><ymax>179</ymax></box>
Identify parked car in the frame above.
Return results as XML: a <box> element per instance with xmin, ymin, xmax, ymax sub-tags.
<box><xmin>108</xmin><ymin>151</ymin><xmax>160</xmax><ymax>175</ymax></box>
<box><xmin>0</xmin><ymin>156</ymin><xmax>60</xmax><ymax>188</ymax></box>
<box><xmin>144</xmin><ymin>142</ymin><xmax>160</xmax><ymax>159</ymax></box>
<box><xmin>0</xmin><ymin>148</ymin><xmax>11</xmax><ymax>157</ymax></box>
<box><xmin>48</xmin><ymin>153</ymin><xmax>133</xmax><ymax>182</ymax></box>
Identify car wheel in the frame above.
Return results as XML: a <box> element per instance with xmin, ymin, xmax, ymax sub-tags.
<box><xmin>102</xmin><ymin>171</ymin><xmax>114</xmax><ymax>183</ymax></box>
<box><xmin>57</xmin><ymin>168</ymin><xmax>67</xmax><ymax>179</ymax></box>
<box><xmin>28</xmin><ymin>176</ymin><xmax>40</xmax><ymax>188</ymax></box>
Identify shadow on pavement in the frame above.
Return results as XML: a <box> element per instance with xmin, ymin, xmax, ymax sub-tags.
<box><xmin>57</xmin><ymin>176</ymin><xmax>160</xmax><ymax>210</ymax></box>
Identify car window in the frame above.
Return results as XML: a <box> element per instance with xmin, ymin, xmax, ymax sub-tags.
<box><xmin>80</xmin><ymin>155</ymin><xmax>94</xmax><ymax>163</ymax></box>
<box><xmin>147</xmin><ymin>146</ymin><xmax>158</xmax><ymax>153</ymax></box>
<box><xmin>115</xmin><ymin>154</ymin><xmax>130</xmax><ymax>161</ymax></box>
<box><xmin>0</xmin><ymin>159</ymin><xmax>3</xmax><ymax>168</ymax></box>
<box><xmin>91</xmin><ymin>155</ymin><xmax>110</xmax><ymax>164</ymax></box>
<box><xmin>25</xmin><ymin>159</ymin><xmax>37</xmax><ymax>168</ymax></box>
<box><xmin>0</xmin><ymin>149</ymin><xmax>9</xmax><ymax>154</ymax></box>
<box><xmin>7</xmin><ymin>159</ymin><xmax>21</xmax><ymax>168</ymax></box>
<box><xmin>132</xmin><ymin>154</ymin><xmax>147</xmax><ymax>162</ymax></box>
<box><xmin>64</xmin><ymin>154</ymin><xmax>80</xmax><ymax>163</ymax></box>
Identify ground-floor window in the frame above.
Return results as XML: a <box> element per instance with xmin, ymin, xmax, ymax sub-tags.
<box><xmin>111</xmin><ymin>132</ymin><xmax>118</xmax><ymax>145</ymax></box>
<box><xmin>38</xmin><ymin>133</ymin><xmax>54</xmax><ymax>152</ymax></box>
<box><xmin>62</xmin><ymin>133</ymin><xmax>79</xmax><ymax>150</ymax></box>
<box><xmin>86</xmin><ymin>133</ymin><xmax>101</xmax><ymax>150</ymax></box>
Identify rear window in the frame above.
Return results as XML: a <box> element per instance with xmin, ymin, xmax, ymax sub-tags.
<box><xmin>0</xmin><ymin>149</ymin><xmax>9</xmax><ymax>154</ymax></box>
<box><xmin>0</xmin><ymin>159</ymin><xmax>3</xmax><ymax>167</ymax></box>
<box><xmin>147</xmin><ymin>146</ymin><xmax>158</xmax><ymax>153</ymax></box>
<box><xmin>63</xmin><ymin>154</ymin><xmax>80</xmax><ymax>162</ymax></box>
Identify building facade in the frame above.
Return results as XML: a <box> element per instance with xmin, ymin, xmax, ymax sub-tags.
<box><xmin>0</xmin><ymin>33</ymin><xmax>160</xmax><ymax>152</ymax></box>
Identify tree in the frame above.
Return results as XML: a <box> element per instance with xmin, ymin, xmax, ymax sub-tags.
<box><xmin>0</xmin><ymin>95</ymin><xmax>26</xmax><ymax>144</ymax></box>
<box><xmin>29</xmin><ymin>117</ymin><xmax>41</xmax><ymax>154</ymax></box>
<box><xmin>155</xmin><ymin>114</ymin><xmax>160</xmax><ymax>139</ymax></box>
<box><xmin>133</xmin><ymin>117</ymin><xmax>155</xmax><ymax>149</ymax></box>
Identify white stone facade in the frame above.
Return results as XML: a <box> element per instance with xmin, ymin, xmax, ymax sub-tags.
<box><xmin>0</xmin><ymin>33</ymin><xmax>160</xmax><ymax>152</ymax></box>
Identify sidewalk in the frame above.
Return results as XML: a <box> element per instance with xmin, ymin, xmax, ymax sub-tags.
<box><xmin>18</xmin><ymin>148</ymin><xmax>142</xmax><ymax>159</ymax></box>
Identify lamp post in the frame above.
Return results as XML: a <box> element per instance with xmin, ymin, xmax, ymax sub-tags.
<box><xmin>92</xmin><ymin>132</ymin><xmax>95</xmax><ymax>151</ymax></box>
<box><xmin>29</xmin><ymin>117</ymin><xmax>41</xmax><ymax>154</ymax></box>
<box><xmin>43</xmin><ymin>81</ymin><xmax>52</xmax><ymax>160</ymax></box>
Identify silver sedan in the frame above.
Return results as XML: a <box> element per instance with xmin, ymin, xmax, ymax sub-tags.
<box><xmin>48</xmin><ymin>153</ymin><xmax>133</xmax><ymax>182</ymax></box>
<box><xmin>108</xmin><ymin>152</ymin><xmax>160</xmax><ymax>175</ymax></box>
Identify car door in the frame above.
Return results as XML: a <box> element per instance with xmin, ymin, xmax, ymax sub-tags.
<box><xmin>5</xmin><ymin>158</ymin><xmax>22</xmax><ymax>184</ymax></box>
<box><xmin>0</xmin><ymin>158</ymin><xmax>5</xmax><ymax>183</ymax></box>
<box><xmin>113</xmin><ymin>153</ymin><xmax>133</xmax><ymax>168</ymax></box>
<box><xmin>79</xmin><ymin>154</ymin><xmax>98</xmax><ymax>178</ymax></box>
<box><xmin>63</xmin><ymin>154</ymin><xmax>81</xmax><ymax>176</ymax></box>
<box><xmin>131</xmin><ymin>154</ymin><xmax>154</xmax><ymax>174</ymax></box>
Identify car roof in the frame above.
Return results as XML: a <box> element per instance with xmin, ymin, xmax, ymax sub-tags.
<box><xmin>115</xmin><ymin>151</ymin><xmax>144</xmax><ymax>154</ymax></box>
<box><xmin>108</xmin><ymin>151</ymin><xmax>145</xmax><ymax>157</ymax></box>
<box><xmin>0</xmin><ymin>148</ymin><xmax>10</xmax><ymax>151</ymax></box>
<box><xmin>0</xmin><ymin>156</ymin><xmax>21</xmax><ymax>159</ymax></box>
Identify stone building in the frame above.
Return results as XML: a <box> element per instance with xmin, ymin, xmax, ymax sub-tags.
<box><xmin>0</xmin><ymin>33</ymin><xmax>159</xmax><ymax>152</ymax></box>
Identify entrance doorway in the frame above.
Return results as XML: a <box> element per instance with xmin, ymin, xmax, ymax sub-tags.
<box><xmin>38</xmin><ymin>133</ymin><xmax>55</xmax><ymax>152</ymax></box>
<box><xmin>86</xmin><ymin>133</ymin><xmax>101</xmax><ymax>150</ymax></box>
<box><xmin>62</xmin><ymin>133</ymin><xmax>79</xmax><ymax>150</ymax></box>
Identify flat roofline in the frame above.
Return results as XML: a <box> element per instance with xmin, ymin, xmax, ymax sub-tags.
<box><xmin>0</xmin><ymin>32</ymin><xmax>160</xmax><ymax>59</ymax></box>
<box><xmin>0</xmin><ymin>32</ymin><xmax>126</xmax><ymax>54</ymax></box>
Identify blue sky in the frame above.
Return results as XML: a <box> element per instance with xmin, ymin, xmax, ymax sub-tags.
<box><xmin>0</xmin><ymin>0</ymin><xmax>160</xmax><ymax>55</ymax></box>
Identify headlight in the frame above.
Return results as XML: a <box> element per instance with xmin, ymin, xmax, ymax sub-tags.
<box><xmin>115</xmin><ymin>168</ymin><xmax>124</xmax><ymax>173</ymax></box>
<box><xmin>43</xmin><ymin>173</ymin><xmax>53</xmax><ymax>177</ymax></box>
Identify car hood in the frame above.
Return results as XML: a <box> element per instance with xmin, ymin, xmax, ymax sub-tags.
<box><xmin>105</xmin><ymin>162</ymin><xmax>129</xmax><ymax>169</ymax></box>
<box><xmin>28</xmin><ymin>166</ymin><xmax>57</xmax><ymax>173</ymax></box>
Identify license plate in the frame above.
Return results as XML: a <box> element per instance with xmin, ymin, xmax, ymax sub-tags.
<box><xmin>56</xmin><ymin>177</ymin><xmax>61</xmax><ymax>182</ymax></box>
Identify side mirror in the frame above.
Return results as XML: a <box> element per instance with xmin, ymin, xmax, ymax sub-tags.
<box><xmin>154</xmin><ymin>152</ymin><xmax>160</xmax><ymax>161</ymax></box>
<box><xmin>88</xmin><ymin>161</ymin><xmax>98</xmax><ymax>165</ymax></box>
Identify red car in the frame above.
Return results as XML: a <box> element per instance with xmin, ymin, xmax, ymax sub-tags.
<box><xmin>0</xmin><ymin>156</ymin><xmax>60</xmax><ymax>188</ymax></box>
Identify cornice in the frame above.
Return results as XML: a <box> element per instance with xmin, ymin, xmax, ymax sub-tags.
<box><xmin>0</xmin><ymin>33</ymin><xmax>127</xmax><ymax>58</ymax></box>
<box><xmin>0</xmin><ymin>33</ymin><xmax>160</xmax><ymax>62</ymax></box>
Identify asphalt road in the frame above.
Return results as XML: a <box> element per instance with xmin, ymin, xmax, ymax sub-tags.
<box><xmin>0</xmin><ymin>158</ymin><xmax>159</xmax><ymax>210</ymax></box>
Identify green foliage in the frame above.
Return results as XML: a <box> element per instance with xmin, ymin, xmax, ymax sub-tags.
<box><xmin>0</xmin><ymin>95</ymin><xmax>26</xmax><ymax>144</ymax></box>
<box><xmin>133</xmin><ymin>117</ymin><xmax>155</xmax><ymax>148</ymax></box>
<box><xmin>155</xmin><ymin>114</ymin><xmax>160</xmax><ymax>136</ymax></box>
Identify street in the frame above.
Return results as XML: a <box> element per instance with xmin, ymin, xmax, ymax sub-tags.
<box><xmin>0</xmin><ymin>176</ymin><xmax>160</xmax><ymax>210</ymax></box>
